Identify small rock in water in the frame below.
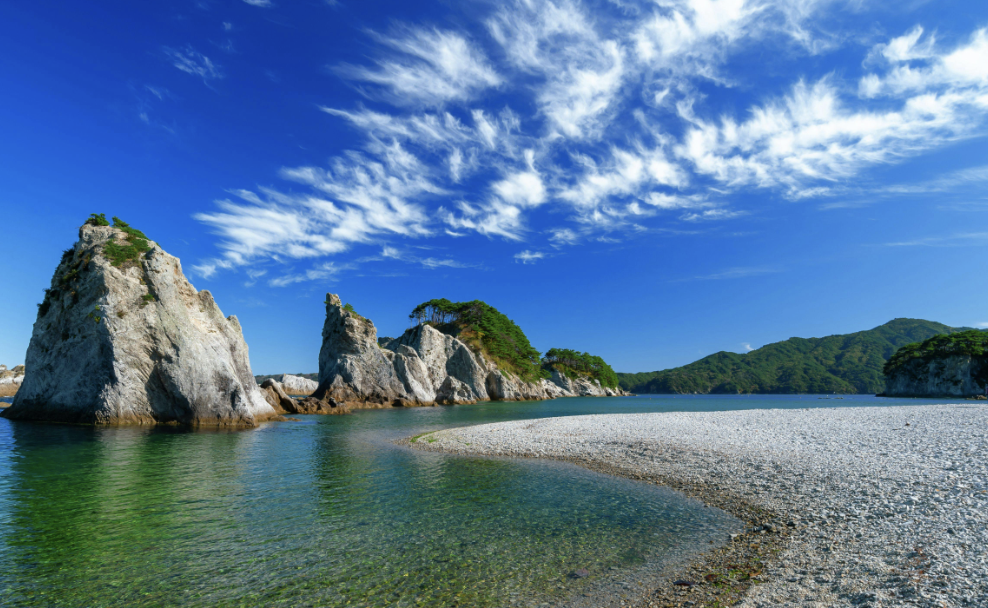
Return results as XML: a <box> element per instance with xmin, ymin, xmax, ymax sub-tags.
<box><xmin>570</xmin><ymin>568</ymin><xmax>590</xmax><ymax>579</ymax></box>
<box><xmin>673</xmin><ymin>580</ymin><xmax>697</xmax><ymax>587</ymax></box>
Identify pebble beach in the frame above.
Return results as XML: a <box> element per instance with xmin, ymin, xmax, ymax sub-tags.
<box><xmin>412</xmin><ymin>404</ymin><xmax>988</xmax><ymax>607</ymax></box>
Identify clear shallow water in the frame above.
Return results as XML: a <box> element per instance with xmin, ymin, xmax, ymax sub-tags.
<box><xmin>0</xmin><ymin>393</ymin><xmax>967</xmax><ymax>607</ymax></box>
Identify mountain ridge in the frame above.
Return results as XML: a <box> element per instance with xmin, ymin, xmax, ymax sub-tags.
<box><xmin>618</xmin><ymin>319</ymin><xmax>973</xmax><ymax>394</ymax></box>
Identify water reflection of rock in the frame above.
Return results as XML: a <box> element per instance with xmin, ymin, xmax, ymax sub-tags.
<box><xmin>0</xmin><ymin>422</ymin><xmax>267</xmax><ymax>606</ymax></box>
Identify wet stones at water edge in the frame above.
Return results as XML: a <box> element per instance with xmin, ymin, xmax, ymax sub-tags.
<box><xmin>2</xmin><ymin>219</ymin><xmax>277</xmax><ymax>426</ymax></box>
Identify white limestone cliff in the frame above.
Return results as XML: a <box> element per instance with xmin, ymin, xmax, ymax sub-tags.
<box><xmin>883</xmin><ymin>355</ymin><xmax>987</xmax><ymax>397</ymax></box>
<box><xmin>2</xmin><ymin>223</ymin><xmax>276</xmax><ymax>426</ymax></box>
<box><xmin>310</xmin><ymin>294</ymin><xmax>627</xmax><ymax>409</ymax></box>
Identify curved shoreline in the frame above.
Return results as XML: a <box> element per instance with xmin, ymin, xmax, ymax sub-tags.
<box><xmin>410</xmin><ymin>404</ymin><xmax>988</xmax><ymax>607</ymax></box>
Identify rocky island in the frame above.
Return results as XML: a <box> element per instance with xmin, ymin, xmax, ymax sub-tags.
<box><xmin>1</xmin><ymin>215</ymin><xmax>277</xmax><ymax>426</ymax></box>
<box><xmin>0</xmin><ymin>365</ymin><xmax>25</xmax><ymax>398</ymax></box>
<box><xmin>882</xmin><ymin>329</ymin><xmax>988</xmax><ymax>397</ymax></box>
<box><xmin>301</xmin><ymin>295</ymin><xmax>626</xmax><ymax>411</ymax></box>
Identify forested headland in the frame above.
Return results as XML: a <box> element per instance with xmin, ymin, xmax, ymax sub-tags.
<box><xmin>409</xmin><ymin>299</ymin><xmax>619</xmax><ymax>388</ymax></box>
<box><xmin>618</xmin><ymin>319</ymin><xmax>972</xmax><ymax>394</ymax></box>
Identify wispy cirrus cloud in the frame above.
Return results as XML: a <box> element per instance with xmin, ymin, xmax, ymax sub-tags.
<box><xmin>880</xmin><ymin>232</ymin><xmax>988</xmax><ymax>247</ymax></box>
<box><xmin>193</xmin><ymin>141</ymin><xmax>437</xmax><ymax>278</ymax></box>
<box><xmin>514</xmin><ymin>250</ymin><xmax>546</xmax><ymax>263</ymax></box>
<box><xmin>679</xmin><ymin>266</ymin><xmax>782</xmax><ymax>281</ymax></box>
<box><xmin>163</xmin><ymin>45</ymin><xmax>222</xmax><ymax>83</ymax></box>
<box><xmin>194</xmin><ymin>2</ymin><xmax>988</xmax><ymax>285</ymax></box>
<box><xmin>268</xmin><ymin>262</ymin><xmax>353</xmax><ymax>288</ymax></box>
<box><xmin>338</xmin><ymin>27</ymin><xmax>501</xmax><ymax>106</ymax></box>
<box><xmin>859</xmin><ymin>27</ymin><xmax>988</xmax><ymax>98</ymax></box>
<box><xmin>885</xmin><ymin>164</ymin><xmax>988</xmax><ymax>194</ymax></box>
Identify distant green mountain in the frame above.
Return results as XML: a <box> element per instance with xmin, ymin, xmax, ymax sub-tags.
<box><xmin>618</xmin><ymin>319</ymin><xmax>971</xmax><ymax>395</ymax></box>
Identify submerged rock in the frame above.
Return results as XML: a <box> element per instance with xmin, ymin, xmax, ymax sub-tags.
<box><xmin>2</xmin><ymin>221</ymin><xmax>277</xmax><ymax>426</ymax></box>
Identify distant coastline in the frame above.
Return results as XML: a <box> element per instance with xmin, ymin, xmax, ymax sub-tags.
<box><xmin>618</xmin><ymin>319</ymin><xmax>982</xmax><ymax>395</ymax></box>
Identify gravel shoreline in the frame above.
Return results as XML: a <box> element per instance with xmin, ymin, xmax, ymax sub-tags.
<box><xmin>411</xmin><ymin>404</ymin><xmax>988</xmax><ymax>607</ymax></box>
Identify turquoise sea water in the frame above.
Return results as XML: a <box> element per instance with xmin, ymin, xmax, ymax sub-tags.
<box><xmin>0</xmin><ymin>394</ymin><xmax>967</xmax><ymax>607</ymax></box>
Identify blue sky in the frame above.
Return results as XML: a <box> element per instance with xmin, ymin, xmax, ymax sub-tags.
<box><xmin>1</xmin><ymin>0</ymin><xmax>987</xmax><ymax>374</ymax></box>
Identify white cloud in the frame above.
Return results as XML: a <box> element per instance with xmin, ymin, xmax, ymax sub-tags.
<box><xmin>270</xmin><ymin>262</ymin><xmax>352</xmax><ymax>288</ymax></box>
<box><xmin>144</xmin><ymin>85</ymin><xmax>168</xmax><ymax>100</ymax></box>
<box><xmin>880</xmin><ymin>232</ymin><xmax>988</xmax><ymax>247</ymax></box>
<box><xmin>368</xmin><ymin>245</ymin><xmax>470</xmax><ymax>270</ymax></box>
<box><xmin>976</xmin><ymin>322</ymin><xmax>988</xmax><ymax>329</ymax></box>
<box><xmin>489</xmin><ymin>0</ymin><xmax>627</xmax><ymax>139</ymax></box>
<box><xmin>514</xmin><ymin>250</ymin><xmax>546</xmax><ymax>263</ymax></box>
<box><xmin>870</xmin><ymin>26</ymin><xmax>936</xmax><ymax>63</ymax></box>
<box><xmin>884</xmin><ymin>164</ymin><xmax>988</xmax><ymax>194</ymax></box>
<box><xmin>441</xmin><ymin>199</ymin><xmax>527</xmax><ymax>240</ymax></box>
<box><xmin>677</xmin><ymin>73</ymin><xmax>988</xmax><ymax>197</ymax></box>
<box><xmin>194</xmin><ymin>4</ymin><xmax>988</xmax><ymax>281</ymax></box>
<box><xmin>194</xmin><ymin>143</ymin><xmax>437</xmax><ymax>276</ymax></box>
<box><xmin>860</xmin><ymin>27</ymin><xmax>988</xmax><ymax>98</ymax></box>
<box><xmin>242</xmin><ymin>0</ymin><xmax>274</xmax><ymax>6</ymax></box>
<box><xmin>420</xmin><ymin>257</ymin><xmax>468</xmax><ymax>269</ymax></box>
<box><xmin>633</xmin><ymin>0</ymin><xmax>754</xmax><ymax>68</ymax></box>
<box><xmin>742</xmin><ymin>342</ymin><xmax>755</xmax><ymax>352</ymax></box>
<box><xmin>681</xmin><ymin>208</ymin><xmax>745</xmax><ymax>221</ymax></box>
<box><xmin>560</xmin><ymin>146</ymin><xmax>689</xmax><ymax>215</ymax></box>
<box><xmin>339</xmin><ymin>27</ymin><xmax>501</xmax><ymax>106</ymax></box>
<box><xmin>321</xmin><ymin>107</ymin><xmax>472</xmax><ymax>147</ymax></box>
<box><xmin>682</xmin><ymin>266</ymin><xmax>781</xmax><ymax>280</ymax></box>
<box><xmin>244</xmin><ymin>268</ymin><xmax>267</xmax><ymax>287</ymax></box>
<box><xmin>163</xmin><ymin>46</ymin><xmax>222</xmax><ymax>83</ymax></box>
<box><xmin>493</xmin><ymin>169</ymin><xmax>546</xmax><ymax>207</ymax></box>
<box><xmin>644</xmin><ymin>192</ymin><xmax>709</xmax><ymax>209</ymax></box>
<box><xmin>549</xmin><ymin>228</ymin><xmax>579</xmax><ymax>246</ymax></box>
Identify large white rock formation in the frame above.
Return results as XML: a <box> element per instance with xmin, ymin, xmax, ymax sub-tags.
<box><xmin>0</xmin><ymin>365</ymin><xmax>25</xmax><ymax>398</ymax></box>
<box><xmin>310</xmin><ymin>294</ymin><xmax>626</xmax><ymax>409</ymax></box>
<box><xmin>270</xmin><ymin>374</ymin><xmax>318</xmax><ymax>395</ymax></box>
<box><xmin>883</xmin><ymin>355</ymin><xmax>986</xmax><ymax>397</ymax></box>
<box><xmin>312</xmin><ymin>294</ymin><xmax>408</xmax><ymax>406</ymax></box>
<box><xmin>2</xmin><ymin>222</ymin><xmax>277</xmax><ymax>426</ymax></box>
<box><xmin>0</xmin><ymin>365</ymin><xmax>24</xmax><ymax>387</ymax></box>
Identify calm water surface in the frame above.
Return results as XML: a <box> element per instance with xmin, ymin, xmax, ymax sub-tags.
<box><xmin>0</xmin><ymin>394</ymin><xmax>965</xmax><ymax>607</ymax></box>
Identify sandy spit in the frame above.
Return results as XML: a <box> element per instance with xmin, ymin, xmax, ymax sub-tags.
<box><xmin>411</xmin><ymin>404</ymin><xmax>988</xmax><ymax>607</ymax></box>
